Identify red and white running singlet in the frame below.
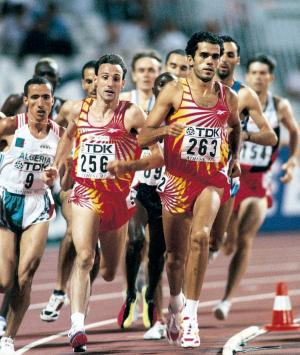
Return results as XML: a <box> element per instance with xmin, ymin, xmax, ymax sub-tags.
<box><xmin>72</xmin><ymin>98</ymin><xmax>141</xmax><ymax>193</ymax></box>
<box><xmin>164</xmin><ymin>79</ymin><xmax>230</xmax><ymax>180</ymax></box>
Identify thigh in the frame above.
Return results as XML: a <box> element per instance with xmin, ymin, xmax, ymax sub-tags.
<box><xmin>18</xmin><ymin>221</ymin><xmax>49</xmax><ymax>275</ymax></box>
<box><xmin>162</xmin><ymin>208</ymin><xmax>191</xmax><ymax>255</ymax></box>
<box><xmin>100</xmin><ymin>222</ymin><xmax>128</xmax><ymax>271</ymax></box>
<box><xmin>238</xmin><ymin>197</ymin><xmax>268</xmax><ymax>236</ymax></box>
<box><xmin>0</xmin><ymin>227</ymin><xmax>17</xmax><ymax>278</ymax></box>
<box><xmin>191</xmin><ymin>186</ymin><xmax>223</xmax><ymax>234</ymax></box>
<box><xmin>71</xmin><ymin>203</ymin><xmax>100</xmax><ymax>253</ymax></box>
<box><xmin>128</xmin><ymin>199</ymin><xmax>148</xmax><ymax>242</ymax></box>
<box><xmin>60</xmin><ymin>189</ymin><xmax>72</xmax><ymax>226</ymax></box>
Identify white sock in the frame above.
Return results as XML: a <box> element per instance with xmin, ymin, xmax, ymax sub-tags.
<box><xmin>183</xmin><ymin>299</ymin><xmax>199</xmax><ymax>320</ymax></box>
<box><xmin>71</xmin><ymin>312</ymin><xmax>85</xmax><ymax>329</ymax></box>
<box><xmin>170</xmin><ymin>293</ymin><xmax>184</xmax><ymax>312</ymax></box>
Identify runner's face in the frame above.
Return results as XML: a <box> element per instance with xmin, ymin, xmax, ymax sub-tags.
<box><xmin>217</xmin><ymin>42</ymin><xmax>240</xmax><ymax>79</ymax></box>
<box><xmin>82</xmin><ymin>67</ymin><xmax>97</xmax><ymax>99</ymax></box>
<box><xmin>189</xmin><ymin>42</ymin><xmax>220</xmax><ymax>82</ymax></box>
<box><xmin>96</xmin><ymin>64</ymin><xmax>125</xmax><ymax>102</ymax></box>
<box><xmin>35</xmin><ymin>63</ymin><xmax>59</xmax><ymax>89</ymax></box>
<box><xmin>132</xmin><ymin>57</ymin><xmax>161</xmax><ymax>91</ymax></box>
<box><xmin>165</xmin><ymin>53</ymin><xmax>190</xmax><ymax>78</ymax></box>
<box><xmin>24</xmin><ymin>84</ymin><xmax>53</xmax><ymax>121</ymax></box>
<box><xmin>246</xmin><ymin>62</ymin><xmax>273</xmax><ymax>94</ymax></box>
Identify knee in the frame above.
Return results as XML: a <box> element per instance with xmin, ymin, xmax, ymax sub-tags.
<box><xmin>76</xmin><ymin>249</ymin><xmax>95</xmax><ymax>272</ymax></box>
<box><xmin>127</xmin><ymin>233</ymin><xmax>145</xmax><ymax>254</ymax></box>
<box><xmin>166</xmin><ymin>250</ymin><xmax>185</xmax><ymax>272</ymax></box>
<box><xmin>100</xmin><ymin>266</ymin><xmax>117</xmax><ymax>282</ymax></box>
<box><xmin>237</xmin><ymin>235</ymin><xmax>253</xmax><ymax>251</ymax></box>
<box><xmin>18</xmin><ymin>258</ymin><xmax>41</xmax><ymax>290</ymax></box>
<box><xmin>190</xmin><ymin>228</ymin><xmax>210</xmax><ymax>251</ymax></box>
<box><xmin>0</xmin><ymin>278</ymin><xmax>13</xmax><ymax>293</ymax></box>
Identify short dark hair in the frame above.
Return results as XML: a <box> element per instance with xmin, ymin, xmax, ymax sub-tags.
<box><xmin>219</xmin><ymin>35</ymin><xmax>240</xmax><ymax>56</ymax></box>
<box><xmin>81</xmin><ymin>60</ymin><xmax>97</xmax><ymax>78</ymax></box>
<box><xmin>246</xmin><ymin>54</ymin><xmax>277</xmax><ymax>74</ymax></box>
<box><xmin>95</xmin><ymin>54</ymin><xmax>127</xmax><ymax>79</ymax></box>
<box><xmin>165</xmin><ymin>49</ymin><xmax>186</xmax><ymax>64</ymax></box>
<box><xmin>24</xmin><ymin>77</ymin><xmax>53</xmax><ymax>96</ymax></box>
<box><xmin>153</xmin><ymin>72</ymin><xmax>177</xmax><ymax>98</ymax></box>
<box><xmin>186</xmin><ymin>31</ymin><xmax>224</xmax><ymax>58</ymax></box>
<box><xmin>131</xmin><ymin>50</ymin><xmax>162</xmax><ymax>71</ymax></box>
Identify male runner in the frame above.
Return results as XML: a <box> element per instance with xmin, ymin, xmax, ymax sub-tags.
<box><xmin>213</xmin><ymin>54</ymin><xmax>300</xmax><ymax>320</ymax></box>
<box><xmin>117</xmin><ymin>50</ymin><xmax>162</xmax><ymax>333</ymax></box>
<box><xmin>165</xmin><ymin>49</ymin><xmax>190</xmax><ymax>78</ymax></box>
<box><xmin>44</xmin><ymin>54</ymin><xmax>164</xmax><ymax>352</ymax></box>
<box><xmin>0</xmin><ymin>57</ymin><xmax>65</xmax><ymax>336</ymax></box>
<box><xmin>138</xmin><ymin>31</ymin><xmax>241</xmax><ymax>348</ymax></box>
<box><xmin>0</xmin><ymin>77</ymin><xmax>63</xmax><ymax>354</ymax></box>
<box><xmin>209</xmin><ymin>35</ymin><xmax>278</xmax><ymax>260</ymax></box>
<box><xmin>40</xmin><ymin>60</ymin><xmax>99</xmax><ymax>322</ymax></box>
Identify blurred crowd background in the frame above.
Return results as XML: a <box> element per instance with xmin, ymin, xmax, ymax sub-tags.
<box><xmin>0</xmin><ymin>0</ymin><xmax>299</xmax><ymax>236</ymax></box>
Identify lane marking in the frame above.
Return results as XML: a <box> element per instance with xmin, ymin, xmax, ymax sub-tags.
<box><xmin>17</xmin><ymin>288</ymin><xmax>300</xmax><ymax>354</ymax></box>
<box><xmin>28</xmin><ymin>272</ymin><xmax>300</xmax><ymax>311</ymax></box>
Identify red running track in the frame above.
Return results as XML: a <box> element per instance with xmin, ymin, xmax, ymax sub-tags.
<box><xmin>2</xmin><ymin>232</ymin><xmax>300</xmax><ymax>354</ymax></box>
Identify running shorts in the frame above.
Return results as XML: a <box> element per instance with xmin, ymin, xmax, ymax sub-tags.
<box><xmin>70</xmin><ymin>182</ymin><xmax>136</xmax><ymax>232</ymax></box>
<box><xmin>158</xmin><ymin>170</ymin><xmax>230</xmax><ymax>214</ymax></box>
<box><xmin>0</xmin><ymin>187</ymin><xmax>55</xmax><ymax>234</ymax></box>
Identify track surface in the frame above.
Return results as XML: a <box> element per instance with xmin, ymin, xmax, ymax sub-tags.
<box><xmin>2</xmin><ymin>233</ymin><xmax>300</xmax><ymax>354</ymax></box>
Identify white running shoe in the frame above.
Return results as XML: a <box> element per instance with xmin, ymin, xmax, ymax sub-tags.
<box><xmin>143</xmin><ymin>321</ymin><xmax>166</xmax><ymax>340</ymax></box>
<box><xmin>166</xmin><ymin>306</ymin><xmax>183</xmax><ymax>345</ymax></box>
<box><xmin>180</xmin><ymin>317</ymin><xmax>200</xmax><ymax>348</ymax></box>
<box><xmin>68</xmin><ymin>325</ymin><xmax>87</xmax><ymax>352</ymax></box>
<box><xmin>40</xmin><ymin>293</ymin><xmax>69</xmax><ymax>322</ymax></box>
<box><xmin>213</xmin><ymin>300</ymin><xmax>232</xmax><ymax>320</ymax></box>
<box><xmin>209</xmin><ymin>249</ymin><xmax>219</xmax><ymax>263</ymax></box>
<box><xmin>0</xmin><ymin>316</ymin><xmax>6</xmax><ymax>337</ymax></box>
<box><xmin>0</xmin><ymin>336</ymin><xmax>15</xmax><ymax>354</ymax></box>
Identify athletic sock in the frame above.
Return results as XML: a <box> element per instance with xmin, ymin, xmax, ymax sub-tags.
<box><xmin>183</xmin><ymin>299</ymin><xmax>199</xmax><ymax>319</ymax></box>
<box><xmin>71</xmin><ymin>312</ymin><xmax>85</xmax><ymax>329</ymax></box>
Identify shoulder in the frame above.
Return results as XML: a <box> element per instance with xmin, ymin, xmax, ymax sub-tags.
<box><xmin>124</xmin><ymin>102</ymin><xmax>147</xmax><ymax>130</ymax></box>
<box><xmin>222</xmin><ymin>83</ymin><xmax>238</xmax><ymax>106</ymax></box>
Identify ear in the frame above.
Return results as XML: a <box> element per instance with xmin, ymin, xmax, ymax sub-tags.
<box><xmin>270</xmin><ymin>74</ymin><xmax>275</xmax><ymax>83</ymax></box>
<box><xmin>131</xmin><ymin>71</ymin><xmax>137</xmax><ymax>83</ymax></box>
<box><xmin>23</xmin><ymin>95</ymin><xmax>29</xmax><ymax>107</ymax></box>
<box><xmin>121</xmin><ymin>79</ymin><xmax>126</xmax><ymax>90</ymax></box>
<box><xmin>187</xmin><ymin>55</ymin><xmax>194</xmax><ymax>66</ymax></box>
<box><xmin>237</xmin><ymin>55</ymin><xmax>241</xmax><ymax>66</ymax></box>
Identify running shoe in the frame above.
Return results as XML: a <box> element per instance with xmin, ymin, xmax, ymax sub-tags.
<box><xmin>143</xmin><ymin>321</ymin><xmax>166</xmax><ymax>340</ymax></box>
<box><xmin>68</xmin><ymin>325</ymin><xmax>87</xmax><ymax>353</ymax></box>
<box><xmin>40</xmin><ymin>292</ymin><xmax>69</xmax><ymax>322</ymax></box>
<box><xmin>180</xmin><ymin>317</ymin><xmax>200</xmax><ymax>348</ymax></box>
<box><xmin>0</xmin><ymin>336</ymin><xmax>15</xmax><ymax>354</ymax></box>
<box><xmin>213</xmin><ymin>300</ymin><xmax>232</xmax><ymax>320</ymax></box>
<box><xmin>166</xmin><ymin>305</ymin><xmax>183</xmax><ymax>345</ymax></box>
<box><xmin>0</xmin><ymin>316</ymin><xmax>6</xmax><ymax>337</ymax></box>
<box><xmin>117</xmin><ymin>294</ymin><xmax>138</xmax><ymax>328</ymax></box>
<box><xmin>142</xmin><ymin>286</ymin><xmax>157</xmax><ymax>329</ymax></box>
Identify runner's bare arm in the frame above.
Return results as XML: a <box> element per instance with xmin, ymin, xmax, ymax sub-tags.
<box><xmin>0</xmin><ymin>116</ymin><xmax>17</xmax><ymax>137</ymax></box>
<box><xmin>226</xmin><ymin>89</ymin><xmax>241</xmax><ymax>178</ymax></box>
<box><xmin>55</xmin><ymin>100</ymin><xmax>76</xmax><ymax>127</ymax></box>
<box><xmin>138</xmin><ymin>81</ymin><xmax>184</xmax><ymax>147</ymax></box>
<box><xmin>239</xmin><ymin>87</ymin><xmax>277</xmax><ymax>146</ymax></box>
<box><xmin>277</xmin><ymin>97</ymin><xmax>300</xmax><ymax>183</ymax></box>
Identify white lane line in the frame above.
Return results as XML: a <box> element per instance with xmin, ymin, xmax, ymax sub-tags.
<box><xmin>32</xmin><ymin>262</ymin><xmax>300</xmax><ymax>292</ymax></box>
<box><xmin>28</xmin><ymin>272</ymin><xmax>300</xmax><ymax>311</ymax></box>
<box><xmin>17</xmin><ymin>289</ymin><xmax>300</xmax><ymax>354</ymax></box>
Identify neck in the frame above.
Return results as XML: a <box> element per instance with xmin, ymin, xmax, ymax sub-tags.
<box><xmin>137</xmin><ymin>88</ymin><xmax>153</xmax><ymax>99</ymax></box>
<box><xmin>190</xmin><ymin>73</ymin><xmax>215</xmax><ymax>91</ymax></box>
<box><xmin>257</xmin><ymin>90</ymin><xmax>268</xmax><ymax>107</ymax></box>
<box><xmin>94</xmin><ymin>98</ymin><xmax>119</xmax><ymax>114</ymax></box>
<box><xmin>28</xmin><ymin>116</ymin><xmax>49</xmax><ymax>134</ymax></box>
<box><xmin>217</xmin><ymin>74</ymin><xmax>235</xmax><ymax>88</ymax></box>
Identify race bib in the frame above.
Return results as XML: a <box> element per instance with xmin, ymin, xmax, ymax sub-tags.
<box><xmin>240</xmin><ymin>141</ymin><xmax>272</xmax><ymax>167</ymax></box>
<box><xmin>180</xmin><ymin>126</ymin><xmax>222</xmax><ymax>162</ymax></box>
<box><xmin>77</xmin><ymin>141</ymin><xmax>116</xmax><ymax>179</ymax></box>
<box><xmin>140</xmin><ymin>149</ymin><xmax>165</xmax><ymax>185</ymax></box>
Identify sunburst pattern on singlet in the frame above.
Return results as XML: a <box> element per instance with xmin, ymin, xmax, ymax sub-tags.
<box><xmin>72</xmin><ymin>98</ymin><xmax>141</xmax><ymax>193</ymax></box>
<box><xmin>164</xmin><ymin>79</ymin><xmax>230</xmax><ymax>179</ymax></box>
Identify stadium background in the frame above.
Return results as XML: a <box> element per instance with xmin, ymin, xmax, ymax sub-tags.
<box><xmin>0</xmin><ymin>0</ymin><xmax>299</xmax><ymax>239</ymax></box>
